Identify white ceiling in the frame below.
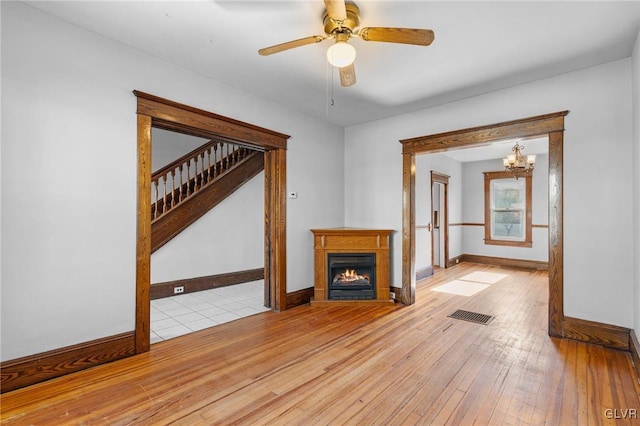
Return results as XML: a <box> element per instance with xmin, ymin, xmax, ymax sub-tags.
<box><xmin>23</xmin><ymin>0</ymin><xmax>640</xmax><ymax>128</ymax></box>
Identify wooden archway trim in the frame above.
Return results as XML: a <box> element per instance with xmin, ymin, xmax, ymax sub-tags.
<box><xmin>134</xmin><ymin>91</ymin><xmax>290</xmax><ymax>354</ymax></box>
<box><xmin>400</xmin><ymin>111</ymin><xmax>568</xmax><ymax>338</ymax></box>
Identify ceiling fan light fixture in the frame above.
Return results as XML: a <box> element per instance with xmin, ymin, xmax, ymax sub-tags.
<box><xmin>326</xmin><ymin>41</ymin><xmax>356</xmax><ymax>67</ymax></box>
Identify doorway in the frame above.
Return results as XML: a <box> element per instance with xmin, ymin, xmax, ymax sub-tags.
<box><xmin>430</xmin><ymin>172</ymin><xmax>449</xmax><ymax>270</ymax></box>
<box><xmin>134</xmin><ymin>91</ymin><xmax>289</xmax><ymax>354</ymax></box>
<box><xmin>400</xmin><ymin>111</ymin><xmax>568</xmax><ymax>338</ymax></box>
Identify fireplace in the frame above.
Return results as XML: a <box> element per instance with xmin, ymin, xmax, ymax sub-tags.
<box><xmin>311</xmin><ymin>228</ymin><xmax>394</xmax><ymax>306</ymax></box>
<box><xmin>328</xmin><ymin>253</ymin><xmax>376</xmax><ymax>300</ymax></box>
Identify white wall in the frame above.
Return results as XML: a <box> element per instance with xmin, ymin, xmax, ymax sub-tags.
<box><xmin>151</xmin><ymin>172</ymin><xmax>264</xmax><ymax>283</ymax></box>
<box><xmin>1</xmin><ymin>2</ymin><xmax>344</xmax><ymax>361</ymax></box>
<box><xmin>461</xmin><ymin>155</ymin><xmax>549</xmax><ymax>262</ymax></box>
<box><xmin>632</xmin><ymin>29</ymin><xmax>640</xmax><ymax>336</ymax></box>
<box><xmin>345</xmin><ymin>58</ymin><xmax>634</xmax><ymax>328</ymax></box>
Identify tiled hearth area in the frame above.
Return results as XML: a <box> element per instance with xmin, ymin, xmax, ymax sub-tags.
<box><xmin>150</xmin><ymin>280</ymin><xmax>269</xmax><ymax>343</ymax></box>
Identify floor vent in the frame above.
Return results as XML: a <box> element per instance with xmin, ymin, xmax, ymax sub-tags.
<box><xmin>448</xmin><ymin>309</ymin><xmax>494</xmax><ymax>325</ymax></box>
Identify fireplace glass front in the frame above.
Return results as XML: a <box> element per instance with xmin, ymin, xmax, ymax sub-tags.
<box><xmin>327</xmin><ymin>253</ymin><xmax>376</xmax><ymax>300</ymax></box>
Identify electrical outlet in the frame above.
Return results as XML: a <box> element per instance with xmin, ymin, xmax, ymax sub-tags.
<box><xmin>174</xmin><ymin>286</ymin><xmax>184</xmax><ymax>294</ymax></box>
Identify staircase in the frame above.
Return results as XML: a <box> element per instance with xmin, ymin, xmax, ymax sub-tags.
<box><xmin>151</xmin><ymin>139</ymin><xmax>264</xmax><ymax>253</ymax></box>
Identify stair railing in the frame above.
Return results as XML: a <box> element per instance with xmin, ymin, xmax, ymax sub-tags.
<box><xmin>151</xmin><ymin>140</ymin><xmax>253</xmax><ymax>221</ymax></box>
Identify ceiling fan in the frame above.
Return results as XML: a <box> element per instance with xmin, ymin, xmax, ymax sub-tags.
<box><xmin>258</xmin><ymin>0</ymin><xmax>435</xmax><ymax>87</ymax></box>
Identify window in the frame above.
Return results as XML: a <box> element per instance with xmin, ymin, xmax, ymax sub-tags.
<box><xmin>484</xmin><ymin>171</ymin><xmax>532</xmax><ymax>247</ymax></box>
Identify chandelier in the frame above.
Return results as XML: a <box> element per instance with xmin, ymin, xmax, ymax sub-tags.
<box><xmin>503</xmin><ymin>142</ymin><xmax>535</xmax><ymax>179</ymax></box>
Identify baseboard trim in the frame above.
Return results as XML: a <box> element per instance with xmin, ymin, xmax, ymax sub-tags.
<box><xmin>447</xmin><ymin>255</ymin><xmax>464</xmax><ymax>268</ymax></box>
<box><xmin>461</xmin><ymin>254</ymin><xmax>548</xmax><ymax>271</ymax></box>
<box><xmin>286</xmin><ymin>287</ymin><xmax>314</xmax><ymax>308</ymax></box>
<box><xmin>416</xmin><ymin>266</ymin><xmax>433</xmax><ymax>281</ymax></box>
<box><xmin>563</xmin><ymin>316</ymin><xmax>630</xmax><ymax>351</ymax></box>
<box><xmin>629</xmin><ymin>330</ymin><xmax>640</xmax><ymax>381</ymax></box>
<box><xmin>1</xmin><ymin>331</ymin><xmax>135</xmax><ymax>393</ymax></box>
<box><xmin>151</xmin><ymin>268</ymin><xmax>264</xmax><ymax>299</ymax></box>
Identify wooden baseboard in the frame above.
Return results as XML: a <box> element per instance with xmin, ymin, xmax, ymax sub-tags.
<box><xmin>0</xmin><ymin>331</ymin><xmax>135</xmax><ymax>393</ymax></box>
<box><xmin>286</xmin><ymin>287</ymin><xmax>314</xmax><ymax>308</ymax></box>
<box><xmin>563</xmin><ymin>316</ymin><xmax>630</xmax><ymax>351</ymax></box>
<box><xmin>151</xmin><ymin>268</ymin><xmax>264</xmax><ymax>299</ymax></box>
<box><xmin>630</xmin><ymin>329</ymin><xmax>640</xmax><ymax>381</ymax></box>
<box><xmin>416</xmin><ymin>266</ymin><xmax>433</xmax><ymax>281</ymax></box>
<box><xmin>447</xmin><ymin>255</ymin><xmax>464</xmax><ymax>268</ymax></box>
<box><xmin>461</xmin><ymin>254</ymin><xmax>548</xmax><ymax>271</ymax></box>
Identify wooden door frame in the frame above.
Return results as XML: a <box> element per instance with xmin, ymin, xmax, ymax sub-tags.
<box><xmin>400</xmin><ymin>111</ymin><xmax>568</xmax><ymax>337</ymax></box>
<box><xmin>134</xmin><ymin>91</ymin><xmax>290</xmax><ymax>353</ymax></box>
<box><xmin>430</xmin><ymin>172</ymin><xmax>449</xmax><ymax>269</ymax></box>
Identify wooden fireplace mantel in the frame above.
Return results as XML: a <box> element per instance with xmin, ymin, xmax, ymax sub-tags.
<box><xmin>310</xmin><ymin>228</ymin><xmax>394</xmax><ymax>306</ymax></box>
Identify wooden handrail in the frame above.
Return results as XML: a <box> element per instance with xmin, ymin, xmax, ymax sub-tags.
<box><xmin>152</xmin><ymin>139</ymin><xmax>218</xmax><ymax>181</ymax></box>
<box><xmin>151</xmin><ymin>139</ymin><xmax>257</xmax><ymax>221</ymax></box>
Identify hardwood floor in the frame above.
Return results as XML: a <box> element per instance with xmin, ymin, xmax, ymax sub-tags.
<box><xmin>2</xmin><ymin>263</ymin><xmax>639</xmax><ymax>425</ymax></box>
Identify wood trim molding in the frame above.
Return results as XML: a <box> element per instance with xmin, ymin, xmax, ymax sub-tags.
<box><xmin>265</xmin><ymin>148</ymin><xmax>287</xmax><ymax>311</ymax></box>
<box><xmin>562</xmin><ymin>317</ymin><xmax>630</xmax><ymax>351</ymax></box>
<box><xmin>286</xmin><ymin>287</ymin><xmax>314</xmax><ymax>308</ymax></box>
<box><xmin>402</xmin><ymin>153</ymin><xmax>416</xmax><ymax>305</ymax></box>
<box><xmin>151</xmin><ymin>268</ymin><xmax>264</xmax><ymax>299</ymax></box>
<box><xmin>136</xmin><ymin>114</ymin><xmax>152</xmax><ymax>355</ymax></box>
<box><xmin>400</xmin><ymin>112</ymin><xmax>567</xmax><ymax>155</ymax></box>
<box><xmin>135</xmin><ymin>91</ymin><xmax>289</xmax><ymax>353</ymax></box>
<box><xmin>133</xmin><ymin>91</ymin><xmax>288</xmax><ymax>150</ymax></box>
<box><xmin>461</xmin><ymin>254</ymin><xmax>548</xmax><ymax>271</ymax></box>
<box><xmin>547</xmin><ymin>130</ymin><xmax>564</xmax><ymax>338</ymax></box>
<box><xmin>431</xmin><ymin>172</ymin><xmax>450</xmax><ymax>184</ymax></box>
<box><xmin>630</xmin><ymin>330</ymin><xmax>640</xmax><ymax>382</ymax></box>
<box><xmin>483</xmin><ymin>170</ymin><xmax>533</xmax><ymax>248</ymax></box>
<box><xmin>400</xmin><ymin>111</ymin><xmax>568</xmax><ymax>339</ymax></box>
<box><xmin>448</xmin><ymin>255</ymin><xmax>464</xmax><ymax>267</ymax></box>
<box><xmin>0</xmin><ymin>332</ymin><xmax>135</xmax><ymax>393</ymax></box>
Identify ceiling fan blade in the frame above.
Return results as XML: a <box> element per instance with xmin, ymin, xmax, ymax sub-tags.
<box><xmin>258</xmin><ymin>35</ymin><xmax>326</xmax><ymax>56</ymax></box>
<box><xmin>324</xmin><ymin>0</ymin><xmax>347</xmax><ymax>22</ymax></box>
<box><xmin>359</xmin><ymin>27</ymin><xmax>435</xmax><ymax>46</ymax></box>
<box><xmin>339</xmin><ymin>63</ymin><xmax>356</xmax><ymax>87</ymax></box>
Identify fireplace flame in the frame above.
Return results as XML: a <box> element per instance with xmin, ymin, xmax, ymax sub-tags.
<box><xmin>334</xmin><ymin>269</ymin><xmax>369</xmax><ymax>283</ymax></box>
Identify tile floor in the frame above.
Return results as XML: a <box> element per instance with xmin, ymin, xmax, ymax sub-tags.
<box><xmin>150</xmin><ymin>280</ymin><xmax>270</xmax><ymax>343</ymax></box>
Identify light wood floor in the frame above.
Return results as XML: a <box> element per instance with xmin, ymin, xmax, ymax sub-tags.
<box><xmin>2</xmin><ymin>263</ymin><xmax>639</xmax><ymax>425</ymax></box>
